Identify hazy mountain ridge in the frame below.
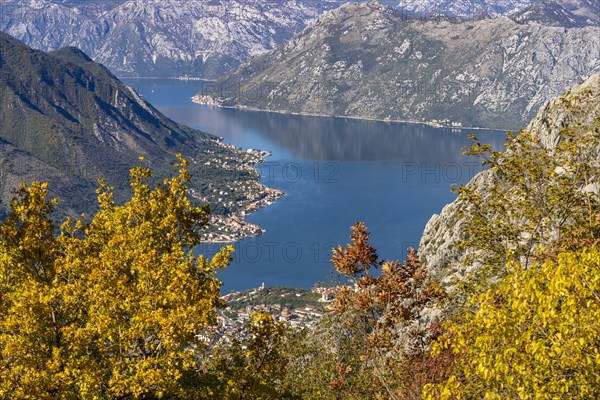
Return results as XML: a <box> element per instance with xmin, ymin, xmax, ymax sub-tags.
<box><xmin>200</xmin><ymin>1</ymin><xmax>600</xmax><ymax>130</ymax></box>
<box><xmin>0</xmin><ymin>0</ymin><xmax>344</xmax><ymax>79</ymax></box>
<box><xmin>0</xmin><ymin>32</ymin><xmax>269</xmax><ymax>220</ymax></box>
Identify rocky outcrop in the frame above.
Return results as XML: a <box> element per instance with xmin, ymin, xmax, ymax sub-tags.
<box><xmin>418</xmin><ymin>72</ymin><xmax>600</xmax><ymax>281</ymax></box>
<box><xmin>200</xmin><ymin>2</ymin><xmax>600</xmax><ymax>130</ymax></box>
<box><xmin>526</xmin><ymin>73</ymin><xmax>600</xmax><ymax>147</ymax></box>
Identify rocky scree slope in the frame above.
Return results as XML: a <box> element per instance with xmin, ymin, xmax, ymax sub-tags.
<box><xmin>418</xmin><ymin>72</ymin><xmax>600</xmax><ymax>282</ymax></box>
<box><xmin>0</xmin><ymin>32</ymin><xmax>265</xmax><ymax>220</ymax></box>
<box><xmin>201</xmin><ymin>1</ymin><xmax>600</xmax><ymax>130</ymax></box>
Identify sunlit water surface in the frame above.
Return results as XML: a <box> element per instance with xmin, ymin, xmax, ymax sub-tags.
<box><xmin>125</xmin><ymin>78</ymin><xmax>505</xmax><ymax>292</ymax></box>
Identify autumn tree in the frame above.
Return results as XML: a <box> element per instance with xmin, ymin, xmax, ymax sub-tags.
<box><xmin>422</xmin><ymin>94</ymin><xmax>600</xmax><ymax>399</ymax></box>
<box><xmin>278</xmin><ymin>223</ymin><xmax>447</xmax><ymax>399</ymax></box>
<box><xmin>0</xmin><ymin>156</ymin><xmax>233</xmax><ymax>398</ymax></box>
<box><xmin>423</xmin><ymin>246</ymin><xmax>600</xmax><ymax>399</ymax></box>
<box><xmin>454</xmin><ymin>105</ymin><xmax>600</xmax><ymax>296</ymax></box>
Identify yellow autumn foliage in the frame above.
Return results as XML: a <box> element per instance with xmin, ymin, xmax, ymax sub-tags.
<box><xmin>423</xmin><ymin>247</ymin><xmax>600</xmax><ymax>399</ymax></box>
<box><xmin>0</xmin><ymin>156</ymin><xmax>232</xmax><ymax>398</ymax></box>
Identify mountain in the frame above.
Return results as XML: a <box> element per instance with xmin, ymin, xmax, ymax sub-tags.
<box><xmin>8</xmin><ymin>0</ymin><xmax>595</xmax><ymax>80</ymax></box>
<box><xmin>396</xmin><ymin>0</ymin><xmax>600</xmax><ymax>21</ymax></box>
<box><xmin>0</xmin><ymin>32</ymin><xmax>273</xmax><ymax>224</ymax></box>
<box><xmin>396</xmin><ymin>0</ymin><xmax>537</xmax><ymax>18</ymax></box>
<box><xmin>418</xmin><ymin>71</ymin><xmax>600</xmax><ymax>282</ymax></box>
<box><xmin>396</xmin><ymin>0</ymin><xmax>600</xmax><ymax>23</ymax></box>
<box><xmin>510</xmin><ymin>0</ymin><xmax>600</xmax><ymax>27</ymax></box>
<box><xmin>199</xmin><ymin>2</ymin><xmax>600</xmax><ymax>130</ymax></box>
<box><xmin>0</xmin><ymin>0</ymin><xmax>344</xmax><ymax>79</ymax></box>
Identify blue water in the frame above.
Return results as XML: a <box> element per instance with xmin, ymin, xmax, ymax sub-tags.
<box><xmin>124</xmin><ymin>78</ymin><xmax>505</xmax><ymax>292</ymax></box>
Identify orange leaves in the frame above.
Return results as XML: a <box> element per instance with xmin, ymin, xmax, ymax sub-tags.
<box><xmin>326</xmin><ymin>223</ymin><xmax>447</xmax><ymax>398</ymax></box>
<box><xmin>333</xmin><ymin>285</ymin><xmax>353</xmax><ymax>314</ymax></box>
<box><xmin>329</xmin><ymin>362</ymin><xmax>353</xmax><ymax>391</ymax></box>
<box><xmin>331</xmin><ymin>225</ymin><xmax>444</xmax><ymax>342</ymax></box>
<box><xmin>332</xmin><ymin>222</ymin><xmax>380</xmax><ymax>276</ymax></box>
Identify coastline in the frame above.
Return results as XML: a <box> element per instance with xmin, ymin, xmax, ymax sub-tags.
<box><xmin>119</xmin><ymin>77</ymin><xmax>284</xmax><ymax>244</ymax></box>
<box><xmin>190</xmin><ymin>91</ymin><xmax>508</xmax><ymax>244</ymax></box>
<box><xmin>191</xmin><ymin>94</ymin><xmax>509</xmax><ymax>132</ymax></box>
<box><xmin>119</xmin><ymin>76</ymin><xmax>216</xmax><ymax>81</ymax></box>
<box><xmin>199</xmin><ymin>144</ymin><xmax>285</xmax><ymax>244</ymax></box>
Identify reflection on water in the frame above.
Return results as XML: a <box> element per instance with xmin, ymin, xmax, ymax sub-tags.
<box><xmin>164</xmin><ymin>106</ymin><xmax>506</xmax><ymax>163</ymax></box>
<box><xmin>125</xmin><ymin>78</ymin><xmax>507</xmax><ymax>291</ymax></box>
<box><xmin>125</xmin><ymin>78</ymin><xmax>506</xmax><ymax>162</ymax></box>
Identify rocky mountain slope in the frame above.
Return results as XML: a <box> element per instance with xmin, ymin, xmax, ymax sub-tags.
<box><xmin>396</xmin><ymin>0</ymin><xmax>537</xmax><ymax>17</ymax></box>
<box><xmin>0</xmin><ymin>32</ymin><xmax>271</xmax><ymax>221</ymax></box>
<box><xmin>199</xmin><ymin>1</ymin><xmax>600</xmax><ymax>130</ymax></box>
<box><xmin>418</xmin><ymin>71</ymin><xmax>600</xmax><ymax>281</ymax></box>
<box><xmin>0</xmin><ymin>0</ymin><xmax>343</xmax><ymax>79</ymax></box>
<box><xmin>510</xmin><ymin>0</ymin><xmax>600</xmax><ymax>27</ymax></box>
<box><xmin>396</xmin><ymin>0</ymin><xmax>600</xmax><ymax>21</ymax></box>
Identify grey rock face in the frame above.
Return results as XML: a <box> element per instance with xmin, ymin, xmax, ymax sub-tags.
<box><xmin>526</xmin><ymin>73</ymin><xmax>600</xmax><ymax>147</ymax></box>
<box><xmin>418</xmin><ymin>72</ymin><xmax>600</xmax><ymax>281</ymax></box>
<box><xmin>0</xmin><ymin>0</ymin><xmax>343</xmax><ymax>79</ymax></box>
<box><xmin>202</xmin><ymin>2</ymin><xmax>600</xmax><ymax>130</ymax></box>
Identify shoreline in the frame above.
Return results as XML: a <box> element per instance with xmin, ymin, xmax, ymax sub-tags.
<box><xmin>191</xmin><ymin>94</ymin><xmax>505</xmax><ymax>244</ymax></box>
<box><xmin>200</xmin><ymin>145</ymin><xmax>285</xmax><ymax>244</ymax></box>
<box><xmin>121</xmin><ymin>77</ymin><xmax>509</xmax><ymax>131</ymax></box>
<box><xmin>117</xmin><ymin>78</ymin><xmax>284</xmax><ymax>244</ymax></box>
<box><xmin>191</xmin><ymin>94</ymin><xmax>509</xmax><ymax>132</ymax></box>
<box><xmin>121</xmin><ymin>76</ymin><xmax>512</xmax><ymax>131</ymax></box>
<box><xmin>120</xmin><ymin>76</ymin><xmax>216</xmax><ymax>82</ymax></box>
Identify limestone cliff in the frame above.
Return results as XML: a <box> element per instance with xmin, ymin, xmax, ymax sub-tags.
<box><xmin>418</xmin><ymin>72</ymin><xmax>600</xmax><ymax>280</ymax></box>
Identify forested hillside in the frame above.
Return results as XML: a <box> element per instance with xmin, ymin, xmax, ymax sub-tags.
<box><xmin>0</xmin><ymin>32</ymin><xmax>273</xmax><ymax>223</ymax></box>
